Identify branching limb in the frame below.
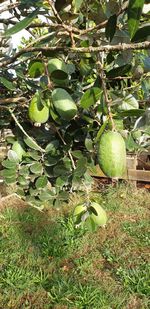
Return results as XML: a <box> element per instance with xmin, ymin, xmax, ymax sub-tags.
<box><xmin>1</xmin><ymin>41</ymin><xmax>150</xmax><ymax>68</ymax></box>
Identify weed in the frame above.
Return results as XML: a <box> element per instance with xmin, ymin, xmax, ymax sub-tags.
<box><xmin>116</xmin><ymin>262</ymin><xmax>150</xmax><ymax>296</ymax></box>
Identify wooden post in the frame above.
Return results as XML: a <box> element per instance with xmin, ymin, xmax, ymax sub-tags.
<box><xmin>126</xmin><ymin>154</ymin><xmax>138</xmax><ymax>187</ymax></box>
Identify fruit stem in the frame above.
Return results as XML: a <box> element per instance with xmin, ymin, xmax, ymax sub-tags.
<box><xmin>97</xmin><ymin>55</ymin><xmax>116</xmax><ymax>132</ymax></box>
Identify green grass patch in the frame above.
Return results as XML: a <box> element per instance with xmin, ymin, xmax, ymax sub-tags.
<box><xmin>0</xmin><ymin>184</ymin><xmax>150</xmax><ymax>308</ymax></box>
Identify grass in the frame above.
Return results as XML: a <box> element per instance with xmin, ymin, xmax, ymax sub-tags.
<box><xmin>0</xmin><ymin>183</ymin><xmax>150</xmax><ymax>308</ymax></box>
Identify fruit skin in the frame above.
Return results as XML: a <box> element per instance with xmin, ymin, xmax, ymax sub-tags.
<box><xmin>98</xmin><ymin>131</ymin><xmax>126</xmax><ymax>178</ymax></box>
<box><xmin>52</xmin><ymin>88</ymin><xmax>77</xmax><ymax>120</ymax></box>
<box><xmin>90</xmin><ymin>202</ymin><xmax>107</xmax><ymax>226</ymax></box>
<box><xmin>48</xmin><ymin>58</ymin><xmax>68</xmax><ymax>80</ymax></box>
<box><xmin>12</xmin><ymin>141</ymin><xmax>26</xmax><ymax>161</ymax></box>
<box><xmin>28</xmin><ymin>93</ymin><xmax>50</xmax><ymax>124</ymax></box>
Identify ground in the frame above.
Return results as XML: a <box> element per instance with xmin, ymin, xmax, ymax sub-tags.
<box><xmin>0</xmin><ymin>183</ymin><xmax>149</xmax><ymax>309</ymax></box>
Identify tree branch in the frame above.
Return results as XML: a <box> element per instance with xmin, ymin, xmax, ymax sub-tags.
<box><xmin>0</xmin><ymin>1</ymin><xmax>20</xmax><ymax>14</ymax></box>
<box><xmin>0</xmin><ymin>97</ymin><xmax>27</xmax><ymax>105</ymax></box>
<box><xmin>0</xmin><ymin>41</ymin><xmax>150</xmax><ymax>68</ymax></box>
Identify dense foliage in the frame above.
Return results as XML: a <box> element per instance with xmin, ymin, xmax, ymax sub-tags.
<box><xmin>0</xmin><ymin>0</ymin><xmax>150</xmax><ymax>208</ymax></box>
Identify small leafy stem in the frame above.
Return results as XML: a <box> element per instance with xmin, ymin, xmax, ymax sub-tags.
<box><xmin>9</xmin><ymin>109</ymin><xmax>45</xmax><ymax>153</ymax></box>
<box><xmin>97</xmin><ymin>54</ymin><xmax>115</xmax><ymax>131</ymax></box>
<box><xmin>50</xmin><ymin>123</ymin><xmax>76</xmax><ymax>170</ymax></box>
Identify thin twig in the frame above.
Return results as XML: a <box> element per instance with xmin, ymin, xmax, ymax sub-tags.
<box><xmin>97</xmin><ymin>55</ymin><xmax>115</xmax><ymax>131</ymax></box>
<box><xmin>47</xmin><ymin>0</ymin><xmax>62</xmax><ymax>23</ymax></box>
<box><xmin>0</xmin><ymin>97</ymin><xmax>27</xmax><ymax>105</ymax></box>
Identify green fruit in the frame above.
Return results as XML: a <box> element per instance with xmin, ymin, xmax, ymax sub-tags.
<box><xmin>98</xmin><ymin>131</ymin><xmax>126</xmax><ymax>178</ymax></box>
<box><xmin>48</xmin><ymin>58</ymin><xmax>68</xmax><ymax>80</ymax></box>
<box><xmin>28</xmin><ymin>93</ymin><xmax>50</xmax><ymax>124</ymax></box>
<box><xmin>52</xmin><ymin>88</ymin><xmax>77</xmax><ymax>120</ymax></box>
<box><xmin>89</xmin><ymin>202</ymin><xmax>107</xmax><ymax>226</ymax></box>
<box><xmin>12</xmin><ymin>141</ymin><xmax>26</xmax><ymax>161</ymax></box>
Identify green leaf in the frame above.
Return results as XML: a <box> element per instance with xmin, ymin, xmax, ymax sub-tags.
<box><xmin>128</xmin><ymin>0</ymin><xmax>144</xmax><ymax>39</ymax></box>
<box><xmin>56</xmin><ymin>176</ymin><xmax>68</xmax><ymax>188</ymax></box>
<box><xmin>2</xmin><ymin>168</ymin><xmax>16</xmax><ymax>178</ymax></box>
<box><xmin>39</xmin><ymin>191</ymin><xmax>55</xmax><ymax>202</ymax></box>
<box><xmin>44</xmin><ymin>157</ymin><xmax>59</xmax><ymax>166</ymax></box>
<box><xmin>107</xmin><ymin>64</ymin><xmax>131</xmax><ymax>78</ymax></box>
<box><xmin>105</xmin><ymin>14</ymin><xmax>117</xmax><ymax>42</ymax></box>
<box><xmin>118</xmin><ymin>109</ymin><xmax>145</xmax><ymax>117</ymax></box>
<box><xmin>118</xmin><ymin>95</ymin><xmax>139</xmax><ymax>111</ymax></box>
<box><xmin>71</xmin><ymin>150</ymin><xmax>84</xmax><ymax>159</ymax></box>
<box><xmin>19</xmin><ymin>165</ymin><xmax>29</xmax><ymax>176</ymax></box>
<box><xmin>7</xmin><ymin>150</ymin><xmax>19</xmax><ymax>162</ymax></box>
<box><xmin>74</xmin><ymin>157</ymin><xmax>87</xmax><ymax>177</ymax></box>
<box><xmin>85</xmin><ymin>135</ymin><xmax>94</xmax><ymax>152</ymax></box>
<box><xmin>80</xmin><ymin>87</ymin><xmax>102</xmax><ymax>109</ymax></box>
<box><xmin>18</xmin><ymin>176</ymin><xmax>28</xmax><ymax>186</ymax></box>
<box><xmin>24</xmin><ymin>137</ymin><xmax>42</xmax><ymax>151</ymax></box>
<box><xmin>30</xmin><ymin>162</ymin><xmax>43</xmax><ymax>174</ymax></box>
<box><xmin>57</xmin><ymin>191</ymin><xmax>69</xmax><ymax>201</ymax></box>
<box><xmin>132</xmin><ymin>24</ymin><xmax>150</xmax><ymax>42</ymax></box>
<box><xmin>35</xmin><ymin>176</ymin><xmax>48</xmax><ymax>189</ymax></box>
<box><xmin>2</xmin><ymin>159</ymin><xmax>17</xmax><ymax>169</ymax></box>
<box><xmin>72</xmin><ymin>0</ymin><xmax>83</xmax><ymax>12</ymax></box>
<box><xmin>28</xmin><ymin>61</ymin><xmax>45</xmax><ymax>78</ymax></box>
<box><xmin>125</xmin><ymin>133</ymin><xmax>139</xmax><ymax>151</ymax></box>
<box><xmin>5</xmin><ymin>9</ymin><xmax>39</xmax><ymax>36</ymax></box>
<box><xmin>45</xmin><ymin>140</ymin><xmax>60</xmax><ymax>155</ymax></box>
<box><xmin>0</xmin><ymin>77</ymin><xmax>16</xmax><ymax>91</ymax></box>
<box><xmin>4</xmin><ymin>176</ymin><xmax>16</xmax><ymax>184</ymax></box>
<box><xmin>85</xmin><ymin>216</ymin><xmax>97</xmax><ymax>232</ymax></box>
<box><xmin>79</xmin><ymin>58</ymin><xmax>92</xmax><ymax>76</ymax></box>
<box><xmin>53</xmin><ymin>164</ymin><xmax>70</xmax><ymax>177</ymax></box>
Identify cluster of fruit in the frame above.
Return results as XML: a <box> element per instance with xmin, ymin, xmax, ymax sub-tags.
<box><xmin>11</xmin><ymin>58</ymin><xmax>127</xmax><ymax>229</ymax></box>
<box><xmin>28</xmin><ymin>88</ymin><xmax>77</xmax><ymax>124</ymax></box>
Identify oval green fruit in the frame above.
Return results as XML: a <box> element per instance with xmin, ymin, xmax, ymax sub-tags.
<box><xmin>48</xmin><ymin>58</ymin><xmax>68</xmax><ymax>80</ymax></box>
<box><xmin>98</xmin><ymin>131</ymin><xmax>126</xmax><ymax>178</ymax></box>
<box><xmin>89</xmin><ymin>202</ymin><xmax>107</xmax><ymax>226</ymax></box>
<box><xmin>28</xmin><ymin>93</ymin><xmax>50</xmax><ymax>124</ymax></box>
<box><xmin>52</xmin><ymin>88</ymin><xmax>77</xmax><ymax>120</ymax></box>
<box><xmin>12</xmin><ymin>140</ymin><xmax>26</xmax><ymax>161</ymax></box>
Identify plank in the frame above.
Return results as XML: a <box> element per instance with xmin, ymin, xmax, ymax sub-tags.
<box><xmin>90</xmin><ymin>165</ymin><xmax>150</xmax><ymax>182</ymax></box>
<box><xmin>128</xmin><ymin>169</ymin><xmax>150</xmax><ymax>182</ymax></box>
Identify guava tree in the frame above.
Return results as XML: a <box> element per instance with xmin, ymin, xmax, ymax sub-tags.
<box><xmin>0</xmin><ymin>0</ymin><xmax>150</xmax><ymax>210</ymax></box>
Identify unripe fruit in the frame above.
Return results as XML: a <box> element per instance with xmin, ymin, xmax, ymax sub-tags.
<box><xmin>48</xmin><ymin>58</ymin><xmax>68</xmax><ymax>80</ymax></box>
<box><xmin>28</xmin><ymin>93</ymin><xmax>50</xmax><ymax>124</ymax></box>
<box><xmin>12</xmin><ymin>140</ymin><xmax>26</xmax><ymax>161</ymax></box>
<box><xmin>52</xmin><ymin>88</ymin><xmax>77</xmax><ymax>120</ymax></box>
<box><xmin>98</xmin><ymin>131</ymin><xmax>126</xmax><ymax>178</ymax></box>
<box><xmin>89</xmin><ymin>202</ymin><xmax>107</xmax><ymax>226</ymax></box>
